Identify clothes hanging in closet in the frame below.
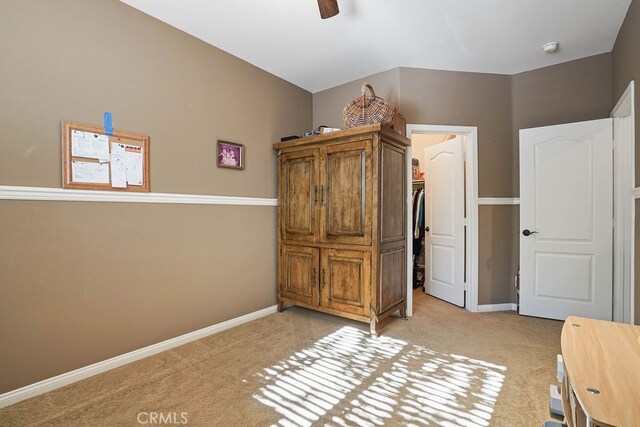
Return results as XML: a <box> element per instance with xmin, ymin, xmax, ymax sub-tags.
<box><xmin>412</xmin><ymin>187</ymin><xmax>425</xmax><ymax>288</ymax></box>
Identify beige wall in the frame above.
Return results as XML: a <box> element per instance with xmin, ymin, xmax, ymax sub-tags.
<box><xmin>478</xmin><ymin>206</ymin><xmax>520</xmax><ymax>305</ymax></box>
<box><xmin>2</xmin><ymin>0</ymin><xmax>632</xmax><ymax>395</ymax></box>
<box><xmin>313</xmin><ymin>67</ymin><xmax>516</xmax><ymax>304</ymax></box>
<box><xmin>0</xmin><ymin>0</ymin><xmax>310</xmax><ymax>196</ymax></box>
<box><xmin>0</xmin><ymin>202</ymin><xmax>277</xmax><ymax>391</ymax></box>
<box><xmin>313</xmin><ymin>56</ymin><xmax>613</xmax><ymax>305</ymax></box>
<box><xmin>313</xmin><ymin>68</ymin><xmax>401</xmax><ymax>130</ymax></box>
<box><xmin>400</xmin><ymin>68</ymin><xmax>514</xmax><ymax>197</ymax></box>
<box><xmin>0</xmin><ymin>0</ymin><xmax>311</xmax><ymax>393</ymax></box>
<box><xmin>612</xmin><ymin>0</ymin><xmax>640</xmax><ymax>189</ymax></box>
<box><xmin>512</xmin><ymin>53</ymin><xmax>613</xmax><ymax>194</ymax></box>
<box><xmin>398</xmin><ymin>68</ymin><xmax>516</xmax><ymax>305</ymax></box>
<box><xmin>315</xmin><ymin>58</ymin><xmax>613</xmax><ymax>196</ymax></box>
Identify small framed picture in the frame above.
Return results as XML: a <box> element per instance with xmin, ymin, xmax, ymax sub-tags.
<box><xmin>216</xmin><ymin>140</ymin><xmax>244</xmax><ymax>170</ymax></box>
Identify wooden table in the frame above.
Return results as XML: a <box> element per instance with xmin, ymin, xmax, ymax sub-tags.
<box><xmin>560</xmin><ymin>316</ymin><xmax>640</xmax><ymax>426</ymax></box>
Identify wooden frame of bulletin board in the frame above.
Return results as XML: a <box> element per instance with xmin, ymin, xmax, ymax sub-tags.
<box><xmin>62</xmin><ymin>120</ymin><xmax>150</xmax><ymax>192</ymax></box>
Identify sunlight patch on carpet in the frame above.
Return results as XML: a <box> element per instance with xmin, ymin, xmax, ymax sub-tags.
<box><xmin>252</xmin><ymin>326</ymin><xmax>506</xmax><ymax>426</ymax></box>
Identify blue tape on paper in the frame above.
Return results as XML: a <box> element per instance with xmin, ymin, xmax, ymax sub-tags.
<box><xmin>104</xmin><ymin>112</ymin><xmax>113</xmax><ymax>136</ymax></box>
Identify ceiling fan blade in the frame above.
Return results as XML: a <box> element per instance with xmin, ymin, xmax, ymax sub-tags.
<box><xmin>317</xmin><ymin>0</ymin><xmax>339</xmax><ymax>19</ymax></box>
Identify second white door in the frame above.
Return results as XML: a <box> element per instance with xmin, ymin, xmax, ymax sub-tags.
<box><xmin>519</xmin><ymin>118</ymin><xmax>613</xmax><ymax>321</ymax></box>
<box><xmin>424</xmin><ymin>136</ymin><xmax>465</xmax><ymax>307</ymax></box>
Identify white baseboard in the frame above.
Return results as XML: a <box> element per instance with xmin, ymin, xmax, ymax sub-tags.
<box><xmin>0</xmin><ymin>305</ymin><xmax>278</xmax><ymax>409</ymax></box>
<box><xmin>477</xmin><ymin>303</ymin><xmax>518</xmax><ymax>312</ymax></box>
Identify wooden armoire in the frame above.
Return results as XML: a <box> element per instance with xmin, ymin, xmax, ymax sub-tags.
<box><xmin>273</xmin><ymin>124</ymin><xmax>410</xmax><ymax>335</ymax></box>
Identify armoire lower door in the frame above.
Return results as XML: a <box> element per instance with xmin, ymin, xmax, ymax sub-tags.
<box><xmin>320</xmin><ymin>248</ymin><xmax>371</xmax><ymax>316</ymax></box>
<box><xmin>280</xmin><ymin>244</ymin><xmax>319</xmax><ymax>306</ymax></box>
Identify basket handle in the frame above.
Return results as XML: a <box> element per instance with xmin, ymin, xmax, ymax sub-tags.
<box><xmin>361</xmin><ymin>82</ymin><xmax>375</xmax><ymax>97</ymax></box>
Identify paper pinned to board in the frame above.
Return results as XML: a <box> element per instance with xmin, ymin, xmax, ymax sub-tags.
<box><xmin>71</xmin><ymin>130</ymin><xmax>110</xmax><ymax>160</ymax></box>
<box><xmin>71</xmin><ymin>160</ymin><xmax>110</xmax><ymax>184</ymax></box>
<box><xmin>110</xmin><ymin>143</ymin><xmax>127</xmax><ymax>188</ymax></box>
<box><xmin>110</xmin><ymin>143</ymin><xmax>143</xmax><ymax>186</ymax></box>
<box><xmin>123</xmin><ymin>144</ymin><xmax>143</xmax><ymax>186</ymax></box>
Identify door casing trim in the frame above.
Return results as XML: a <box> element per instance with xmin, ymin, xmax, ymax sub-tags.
<box><xmin>612</xmin><ymin>80</ymin><xmax>635</xmax><ymax>324</ymax></box>
<box><xmin>405</xmin><ymin>124</ymin><xmax>479</xmax><ymax>314</ymax></box>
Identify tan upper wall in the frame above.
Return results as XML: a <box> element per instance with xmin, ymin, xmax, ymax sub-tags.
<box><xmin>0</xmin><ymin>0</ymin><xmax>311</xmax><ymax>197</ymax></box>
<box><xmin>313</xmin><ymin>57</ymin><xmax>613</xmax><ymax>198</ymax></box>
<box><xmin>314</xmin><ymin>67</ymin><xmax>514</xmax><ymax>197</ymax></box>
<box><xmin>313</xmin><ymin>60</ymin><xmax>612</xmax><ymax>305</ymax></box>
<box><xmin>512</xmin><ymin>53</ymin><xmax>613</xmax><ymax>195</ymax></box>
<box><xmin>0</xmin><ymin>0</ymin><xmax>311</xmax><ymax>394</ymax></box>
<box><xmin>313</xmin><ymin>68</ymin><xmax>401</xmax><ymax>130</ymax></box>
<box><xmin>399</xmin><ymin>67</ymin><xmax>514</xmax><ymax>197</ymax></box>
<box><xmin>612</xmin><ymin>0</ymin><xmax>640</xmax><ymax>188</ymax></box>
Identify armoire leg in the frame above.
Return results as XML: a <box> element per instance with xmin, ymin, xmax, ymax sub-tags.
<box><xmin>400</xmin><ymin>305</ymin><xmax>408</xmax><ymax>320</ymax></box>
<box><xmin>369</xmin><ymin>318</ymin><xmax>379</xmax><ymax>337</ymax></box>
<box><xmin>277</xmin><ymin>296</ymin><xmax>284</xmax><ymax>313</ymax></box>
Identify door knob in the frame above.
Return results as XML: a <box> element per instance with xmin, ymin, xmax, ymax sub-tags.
<box><xmin>522</xmin><ymin>229</ymin><xmax>538</xmax><ymax>236</ymax></box>
<box><xmin>425</xmin><ymin>226</ymin><xmax>430</xmax><ymax>232</ymax></box>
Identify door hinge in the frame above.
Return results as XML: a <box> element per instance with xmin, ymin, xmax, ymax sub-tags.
<box><xmin>464</xmin><ymin>217</ymin><xmax>468</xmax><ymax>226</ymax></box>
<box><xmin>464</xmin><ymin>283</ymin><xmax>468</xmax><ymax>291</ymax></box>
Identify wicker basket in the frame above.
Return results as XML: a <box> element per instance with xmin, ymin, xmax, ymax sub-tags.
<box><xmin>343</xmin><ymin>82</ymin><xmax>397</xmax><ymax>128</ymax></box>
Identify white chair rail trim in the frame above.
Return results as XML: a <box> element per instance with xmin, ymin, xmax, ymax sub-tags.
<box><xmin>0</xmin><ymin>185</ymin><xmax>278</xmax><ymax>206</ymax></box>
<box><xmin>478</xmin><ymin>197</ymin><xmax>520</xmax><ymax>205</ymax></box>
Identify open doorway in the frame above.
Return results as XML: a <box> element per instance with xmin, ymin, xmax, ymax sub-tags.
<box><xmin>405</xmin><ymin>125</ymin><xmax>479</xmax><ymax>317</ymax></box>
<box><xmin>411</xmin><ymin>134</ymin><xmax>463</xmax><ymax>302</ymax></box>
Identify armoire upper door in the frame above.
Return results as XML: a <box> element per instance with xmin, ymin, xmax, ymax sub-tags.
<box><xmin>280</xmin><ymin>148</ymin><xmax>319</xmax><ymax>242</ymax></box>
<box><xmin>320</xmin><ymin>140</ymin><xmax>372</xmax><ymax>245</ymax></box>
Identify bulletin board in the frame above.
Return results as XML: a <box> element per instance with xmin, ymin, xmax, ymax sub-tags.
<box><xmin>62</xmin><ymin>120</ymin><xmax>150</xmax><ymax>192</ymax></box>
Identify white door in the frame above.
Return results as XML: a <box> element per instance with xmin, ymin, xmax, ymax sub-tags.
<box><xmin>520</xmin><ymin>119</ymin><xmax>613</xmax><ymax>321</ymax></box>
<box><xmin>424</xmin><ymin>136</ymin><xmax>465</xmax><ymax>306</ymax></box>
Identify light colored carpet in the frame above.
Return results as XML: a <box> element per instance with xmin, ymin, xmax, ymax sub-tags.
<box><xmin>0</xmin><ymin>291</ymin><xmax>562</xmax><ymax>426</ymax></box>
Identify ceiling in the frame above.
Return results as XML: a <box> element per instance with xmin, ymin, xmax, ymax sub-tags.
<box><xmin>120</xmin><ymin>0</ymin><xmax>631</xmax><ymax>93</ymax></box>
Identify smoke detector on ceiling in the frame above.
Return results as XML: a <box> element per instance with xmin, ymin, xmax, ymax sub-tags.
<box><xmin>542</xmin><ymin>42</ymin><xmax>560</xmax><ymax>53</ymax></box>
